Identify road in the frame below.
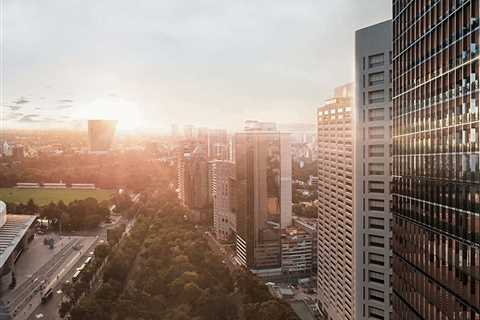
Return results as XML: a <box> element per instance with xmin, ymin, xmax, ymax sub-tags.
<box><xmin>26</xmin><ymin>215</ymin><xmax>125</xmax><ymax>320</ymax></box>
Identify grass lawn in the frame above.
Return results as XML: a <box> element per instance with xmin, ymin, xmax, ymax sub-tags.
<box><xmin>0</xmin><ymin>188</ymin><xmax>115</xmax><ymax>206</ymax></box>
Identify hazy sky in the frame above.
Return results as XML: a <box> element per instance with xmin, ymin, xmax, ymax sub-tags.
<box><xmin>3</xmin><ymin>0</ymin><xmax>390</xmax><ymax>132</ymax></box>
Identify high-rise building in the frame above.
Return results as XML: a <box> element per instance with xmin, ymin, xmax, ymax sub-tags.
<box><xmin>208</xmin><ymin>129</ymin><xmax>228</xmax><ymax>160</ymax></box>
<box><xmin>210</xmin><ymin>160</ymin><xmax>236</xmax><ymax>241</ymax></box>
<box><xmin>316</xmin><ymin>84</ymin><xmax>355</xmax><ymax>320</ymax></box>
<box><xmin>177</xmin><ymin>144</ymin><xmax>209</xmax><ymax>211</ymax></box>
<box><xmin>234</xmin><ymin>130</ymin><xmax>292</xmax><ymax>274</ymax></box>
<box><xmin>393</xmin><ymin>1</ymin><xmax>480</xmax><ymax>319</ymax></box>
<box><xmin>354</xmin><ymin>20</ymin><xmax>393</xmax><ymax>320</ymax></box>
<box><xmin>88</xmin><ymin>120</ymin><xmax>117</xmax><ymax>153</ymax></box>
<box><xmin>196</xmin><ymin>127</ymin><xmax>209</xmax><ymax>145</ymax></box>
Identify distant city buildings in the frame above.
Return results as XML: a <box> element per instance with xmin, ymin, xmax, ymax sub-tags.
<box><xmin>354</xmin><ymin>20</ymin><xmax>393</xmax><ymax>320</ymax></box>
<box><xmin>316</xmin><ymin>84</ymin><xmax>355</xmax><ymax>320</ymax></box>
<box><xmin>88</xmin><ymin>120</ymin><xmax>117</xmax><ymax>153</ymax></box>
<box><xmin>244</xmin><ymin>120</ymin><xmax>277</xmax><ymax>132</ymax></box>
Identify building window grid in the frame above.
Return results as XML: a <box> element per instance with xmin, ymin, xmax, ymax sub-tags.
<box><xmin>393</xmin><ymin>0</ymin><xmax>480</xmax><ymax>318</ymax></box>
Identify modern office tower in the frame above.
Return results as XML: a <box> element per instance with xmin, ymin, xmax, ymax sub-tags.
<box><xmin>210</xmin><ymin>160</ymin><xmax>236</xmax><ymax>241</ymax></box>
<box><xmin>354</xmin><ymin>20</ymin><xmax>393</xmax><ymax>320</ymax></box>
<box><xmin>208</xmin><ymin>129</ymin><xmax>228</xmax><ymax>160</ymax></box>
<box><xmin>392</xmin><ymin>1</ymin><xmax>480</xmax><ymax>319</ymax></box>
<box><xmin>234</xmin><ymin>130</ymin><xmax>292</xmax><ymax>274</ymax></box>
<box><xmin>177</xmin><ymin>144</ymin><xmax>210</xmax><ymax>210</ymax></box>
<box><xmin>88</xmin><ymin>120</ymin><xmax>117</xmax><ymax>153</ymax></box>
<box><xmin>317</xmin><ymin>83</ymin><xmax>355</xmax><ymax>320</ymax></box>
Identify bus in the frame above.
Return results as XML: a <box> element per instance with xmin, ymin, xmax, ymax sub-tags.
<box><xmin>41</xmin><ymin>288</ymin><xmax>53</xmax><ymax>304</ymax></box>
<box><xmin>84</xmin><ymin>257</ymin><xmax>93</xmax><ymax>265</ymax></box>
<box><xmin>72</xmin><ymin>270</ymin><xmax>81</xmax><ymax>283</ymax></box>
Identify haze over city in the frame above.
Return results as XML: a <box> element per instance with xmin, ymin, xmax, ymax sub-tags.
<box><xmin>3</xmin><ymin>0</ymin><xmax>389</xmax><ymax>131</ymax></box>
<box><xmin>1</xmin><ymin>1</ymin><xmax>479</xmax><ymax>320</ymax></box>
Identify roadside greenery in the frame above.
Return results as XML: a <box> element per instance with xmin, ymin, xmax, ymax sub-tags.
<box><xmin>66</xmin><ymin>189</ymin><xmax>299</xmax><ymax>320</ymax></box>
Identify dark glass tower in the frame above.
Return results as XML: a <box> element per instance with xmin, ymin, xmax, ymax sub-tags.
<box><xmin>392</xmin><ymin>0</ymin><xmax>480</xmax><ymax>319</ymax></box>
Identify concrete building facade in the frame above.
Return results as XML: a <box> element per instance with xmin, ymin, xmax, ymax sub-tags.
<box><xmin>317</xmin><ymin>84</ymin><xmax>355</xmax><ymax>320</ymax></box>
<box><xmin>210</xmin><ymin>160</ymin><xmax>236</xmax><ymax>241</ymax></box>
<box><xmin>355</xmin><ymin>20</ymin><xmax>393</xmax><ymax>320</ymax></box>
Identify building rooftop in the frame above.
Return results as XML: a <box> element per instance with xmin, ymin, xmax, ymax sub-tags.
<box><xmin>0</xmin><ymin>215</ymin><xmax>36</xmax><ymax>269</ymax></box>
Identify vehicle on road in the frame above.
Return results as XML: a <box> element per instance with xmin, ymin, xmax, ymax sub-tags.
<box><xmin>41</xmin><ymin>288</ymin><xmax>53</xmax><ymax>304</ymax></box>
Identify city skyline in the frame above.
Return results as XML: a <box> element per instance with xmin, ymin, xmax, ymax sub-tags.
<box><xmin>2</xmin><ymin>0</ymin><xmax>389</xmax><ymax>132</ymax></box>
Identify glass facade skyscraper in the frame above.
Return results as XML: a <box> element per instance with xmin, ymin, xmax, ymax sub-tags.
<box><xmin>392</xmin><ymin>0</ymin><xmax>480</xmax><ymax>318</ymax></box>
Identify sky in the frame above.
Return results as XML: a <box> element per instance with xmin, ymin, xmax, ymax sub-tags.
<box><xmin>2</xmin><ymin>0</ymin><xmax>390</xmax><ymax>132</ymax></box>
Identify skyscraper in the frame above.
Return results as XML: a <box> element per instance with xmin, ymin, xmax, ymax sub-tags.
<box><xmin>208</xmin><ymin>129</ymin><xmax>228</xmax><ymax>160</ymax></box>
<box><xmin>393</xmin><ymin>1</ymin><xmax>480</xmax><ymax>319</ymax></box>
<box><xmin>177</xmin><ymin>144</ymin><xmax>210</xmax><ymax>211</ymax></box>
<box><xmin>234</xmin><ymin>129</ymin><xmax>292</xmax><ymax>274</ymax></box>
<box><xmin>354</xmin><ymin>20</ymin><xmax>393</xmax><ymax>320</ymax></box>
<box><xmin>88</xmin><ymin>120</ymin><xmax>117</xmax><ymax>153</ymax></box>
<box><xmin>210</xmin><ymin>160</ymin><xmax>236</xmax><ymax>241</ymax></box>
<box><xmin>317</xmin><ymin>83</ymin><xmax>355</xmax><ymax>320</ymax></box>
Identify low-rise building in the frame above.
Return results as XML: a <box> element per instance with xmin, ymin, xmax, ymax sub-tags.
<box><xmin>281</xmin><ymin>226</ymin><xmax>313</xmax><ymax>276</ymax></box>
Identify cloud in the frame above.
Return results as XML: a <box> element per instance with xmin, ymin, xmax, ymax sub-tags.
<box><xmin>14</xmin><ymin>97</ymin><xmax>30</xmax><ymax>105</ymax></box>
<box><xmin>18</xmin><ymin>114</ymin><xmax>41</xmax><ymax>122</ymax></box>
<box><xmin>5</xmin><ymin>112</ymin><xmax>24</xmax><ymax>121</ymax></box>
<box><xmin>6</xmin><ymin>105</ymin><xmax>22</xmax><ymax>111</ymax></box>
<box><xmin>56</xmin><ymin>105</ymin><xmax>73</xmax><ymax>110</ymax></box>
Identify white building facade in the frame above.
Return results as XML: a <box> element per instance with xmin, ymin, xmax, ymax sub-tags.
<box><xmin>354</xmin><ymin>20</ymin><xmax>393</xmax><ymax>320</ymax></box>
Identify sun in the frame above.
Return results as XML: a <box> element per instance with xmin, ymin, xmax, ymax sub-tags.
<box><xmin>74</xmin><ymin>97</ymin><xmax>145</xmax><ymax>132</ymax></box>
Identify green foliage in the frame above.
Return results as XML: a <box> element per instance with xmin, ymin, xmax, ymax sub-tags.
<box><xmin>68</xmin><ymin>188</ymin><xmax>299</xmax><ymax>320</ymax></box>
<box><xmin>39</xmin><ymin>197</ymin><xmax>110</xmax><ymax>231</ymax></box>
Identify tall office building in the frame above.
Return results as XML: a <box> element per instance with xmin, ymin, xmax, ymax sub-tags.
<box><xmin>177</xmin><ymin>144</ymin><xmax>209</xmax><ymax>211</ymax></box>
<box><xmin>208</xmin><ymin>129</ymin><xmax>228</xmax><ymax>160</ymax></box>
<box><xmin>317</xmin><ymin>84</ymin><xmax>355</xmax><ymax>320</ymax></box>
<box><xmin>355</xmin><ymin>20</ymin><xmax>393</xmax><ymax>320</ymax></box>
<box><xmin>393</xmin><ymin>1</ymin><xmax>480</xmax><ymax>319</ymax></box>
<box><xmin>234</xmin><ymin>130</ymin><xmax>292</xmax><ymax>274</ymax></box>
<box><xmin>210</xmin><ymin>160</ymin><xmax>236</xmax><ymax>241</ymax></box>
<box><xmin>88</xmin><ymin>120</ymin><xmax>117</xmax><ymax>153</ymax></box>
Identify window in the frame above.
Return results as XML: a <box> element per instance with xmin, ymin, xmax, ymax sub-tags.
<box><xmin>368</xmin><ymin>199</ymin><xmax>385</xmax><ymax>211</ymax></box>
<box><xmin>368</xmin><ymin>217</ymin><xmax>385</xmax><ymax>230</ymax></box>
<box><xmin>369</xmin><ymin>53</ymin><xmax>384</xmax><ymax>68</ymax></box>
<box><xmin>368</xmin><ymin>181</ymin><xmax>385</xmax><ymax>193</ymax></box>
<box><xmin>369</xmin><ymin>72</ymin><xmax>385</xmax><ymax>86</ymax></box>
<box><xmin>368</xmin><ymin>234</ymin><xmax>385</xmax><ymax>248</ymax></box>
<box><xmin>369</xmin><ymin>271</ymin><xmax>385</xmax><ymax>285</ymax></box>
<box><xmin>368</xmin><ymin>163</ymin><xmax>384</xmax><ymax>175</ymax></box>
<box><xmin>368</xmin><ymin>126</ymin><xmax>385</xmax><ymax>139</ymax></box>
<box><xmin>369</xmin><ymin>288</ymin><xmax>385</xmax><ymax>302</ymax></box>
<box><xmin>368</xmin><ymin>144</ymin><xmax>384</xmax><ymax>157</ymax></box>
<box><xmin>368</xmin><ymin>108</ymin><xmax>385</xmax><ymax>122</ymax></box>
<box><xmin>368</xmin><ymin>253</ymin><xmax>384</xmax><ymax>266</ymax></box>
<box><xmin>369</xmin><ymin>90</ymin><xmax>385</xmax><ymax>104</ymax></box>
